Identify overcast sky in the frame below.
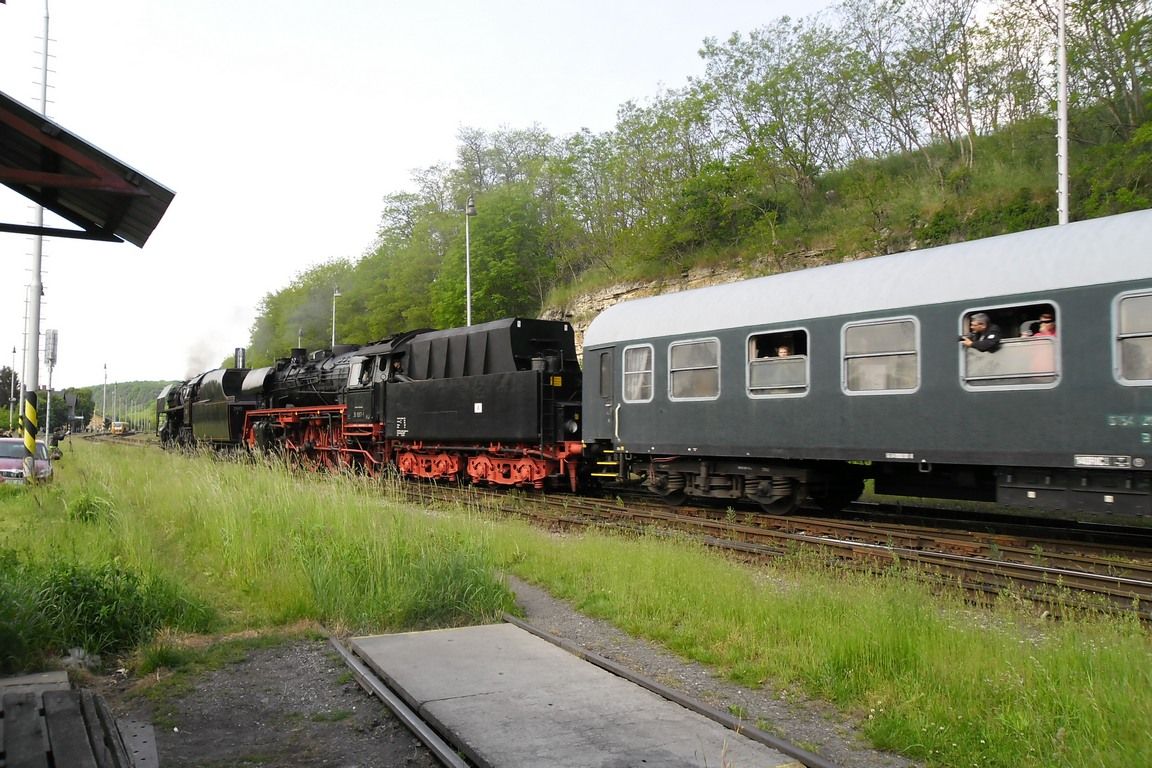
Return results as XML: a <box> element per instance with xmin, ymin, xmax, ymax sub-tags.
<box><xmin>0</xmin><ymin>0</ymin><xmax>828</xmax><ymax>393</ymax></box>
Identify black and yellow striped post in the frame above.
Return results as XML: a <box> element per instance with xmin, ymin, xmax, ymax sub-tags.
<box><xmin>21</xmin><ymin>390</ymin><xmax>38</xmax><ymax>481</ymax></box>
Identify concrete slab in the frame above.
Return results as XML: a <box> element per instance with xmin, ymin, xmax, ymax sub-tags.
<box><xmin>353</xmin><ymin>623</ymin><xmax>802</xmax><ymax>768</ymax></box>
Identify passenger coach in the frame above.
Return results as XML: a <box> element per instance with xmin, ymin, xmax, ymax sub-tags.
<box><xmin>582</xmin><ymin>210</ymin><xmax>1152</xmax><ymax>518</ymax></box>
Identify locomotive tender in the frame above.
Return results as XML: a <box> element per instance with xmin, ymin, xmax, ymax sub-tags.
<box><xmin>160</xmin><ymin>210</ymin><xmax>1152</xmax><ymax>519</ymax></box>
<box><xmin>157</xmin><ymin>318</ymin><xmax>585</xmax><ymax>490</ymax></box>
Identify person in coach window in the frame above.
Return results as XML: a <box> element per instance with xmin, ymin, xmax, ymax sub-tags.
<box><xmin>959</xmin><ymin>312</ymin><xmax>1002</xmax><ymax>352</ymax></box>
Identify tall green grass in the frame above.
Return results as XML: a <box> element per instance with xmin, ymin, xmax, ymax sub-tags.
<box><xmin>0</xmin><ymin>440</ymin><xmax>514</xmax><ymax>671</ymax></box>
<box><xmin>3</xmin><ymin>439</ymin><xmax>1148</xmax><ymax>767</ymax></box>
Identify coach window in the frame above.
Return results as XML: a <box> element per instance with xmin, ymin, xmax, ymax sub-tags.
<box><xmin>961</xmin><ymin>303</ymin><xmax>1059</xmax><ymax>389</ymax></box>
<box><xmin>598</xmin><ymin>351</ymin><xmax>614</xmax><ymax>398</ymax></box>
<box><xmin>622</xmin><ymin>344</ymin><xmax>654</xmax><ymax>403</ymax></box>
<box><xmin>669</xmin><ymin>339</ymin><xmax>721</xmax><ymax>400</ymax></box>
<box><xmin>1117</xmin><ymin>291</ymin><xmax>1152</xmax><ymax>383</ymax></box>
<box><xmin>748</xmin><ymin>330</ymin><xmax>808</xmax><ymax>397</ymax></box>
<box><xmin>843</xmin><ymin>319</ymin><xmax>918</xmax><ymax>393</ymax></box>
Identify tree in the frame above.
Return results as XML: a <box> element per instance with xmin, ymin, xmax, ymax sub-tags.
<box><xmin>696</xmin><ymin>17</ymin><xmax>857</xmax><ymax>202</ymax></box>
<box><xmin>431</xmin><ymin>185</ymin><xmax>550</xmax><ymax>327</ymax></box>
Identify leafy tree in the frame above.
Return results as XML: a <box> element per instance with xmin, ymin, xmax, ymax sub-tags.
<box><xmin>431</xmin><ymin>185</ymin><xmax>549</xmax><ymax>327</ymax></box>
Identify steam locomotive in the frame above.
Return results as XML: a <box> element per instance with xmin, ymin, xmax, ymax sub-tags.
<box><xmin>160</xmin><ymin>211</ymin><xmax>1152</xmax><ymax>519</ymax></box>
<box><xmin>157</xmin><ymin>318</ymin><xmax>585</xmax><ymax>490</ymax></box>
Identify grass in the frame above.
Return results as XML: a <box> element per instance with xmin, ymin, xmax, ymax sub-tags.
<box><xmin>2</xmin><ymin>438</ymin><xmax>1149</xmax><ymax>768</ymax></box>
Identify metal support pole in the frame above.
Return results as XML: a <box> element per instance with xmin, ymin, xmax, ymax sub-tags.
<box><xmin>8</xmin><ymin>347</ymin><xmax>14</xmax><ymax>432</ymax></box>
<box><xmin>23</xmin><ymin>0</ymin><xmax>50</xmax><ymax>476</ymax></box>
<box><xmin>464</xmin><ymin>195</ymin><xmax>476</xmax><ymax>326</ymax></box>
<box><xmin>1057</xmin><ymin>0</ymin><xmax>1069</xmax><ymax>224</ymax></box>
<box><xmin>331</xmin><ymin>287</ymin><xmax>340</xmax><ymax>347</ymax></box>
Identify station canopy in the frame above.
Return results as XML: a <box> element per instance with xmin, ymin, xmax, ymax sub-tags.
<box><xmin>0</xmin><ymin>88</ymin><xmax>174</xmax><ymax>246</ymax></box>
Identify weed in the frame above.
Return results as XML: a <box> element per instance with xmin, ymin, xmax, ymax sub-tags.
<box><xmin>67</xmin><ymin>492</ymin><xmax>116</xmax><ymax>524</ymax></box>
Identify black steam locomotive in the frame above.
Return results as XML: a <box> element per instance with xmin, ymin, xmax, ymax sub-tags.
<box><xmin>157</xmin><ymin>318</ymin><xmax>585</xmax><ymax>490</ymax></box>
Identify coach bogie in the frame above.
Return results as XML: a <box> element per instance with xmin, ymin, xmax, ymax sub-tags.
<box><xmin>641</xmin><ymin>456</ymin><xmax>817</xmax><ymax>514</ymax></box>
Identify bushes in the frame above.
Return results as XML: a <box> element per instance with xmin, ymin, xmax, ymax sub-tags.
<box><xmin>0</xmin><ymin>548</ymin><xmax>216</xmax><ymax>674</ymax></box>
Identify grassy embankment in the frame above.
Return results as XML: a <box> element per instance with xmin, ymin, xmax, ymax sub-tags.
<box><xmin>1</xmin><ymin>439</ymin><xmax>1148</xmax><ymax>768</ymax></box>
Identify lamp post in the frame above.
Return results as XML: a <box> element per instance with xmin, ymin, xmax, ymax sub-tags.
<box><xmin>102</xmin><ymin>364</ymin><xmax>107</xmax><ymax>430</ymax></box>
<box><xmin>331</xmin><ymin>286</ymin><xmax>341</xmax><ymax>348</ymax></box>
<box><xmin>464</xmin><ymin>195</ymin><xmax>476</xmax><ymax>326</ymax></box>
<box><xmin>1056</xmin><ymin>0</ymin><xmax>1068</xmax><ymax>225</ymax></box>
<box><xmin>8</xmin><ymin>347</ymin><xmax>14</xmax><ymax>432</ymax></box>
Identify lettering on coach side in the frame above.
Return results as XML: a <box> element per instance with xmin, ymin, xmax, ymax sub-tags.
<box><xmin>1106</xmin><ymin>413</ymin><xmax>1152</xmax><ymax>428</ymax></box>
<box><xmin>1105</xmin><ymin>414</ymin><xmax>1152</xmax><ymax>448</ymax></box>
<box><xmin>1074</xmin><ymin>455</ymin><xmax>1133</xmax><ymax>469</ymax></box>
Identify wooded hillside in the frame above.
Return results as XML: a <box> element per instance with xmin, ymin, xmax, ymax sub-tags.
<box><xmin>245</xmin><ymin>0</ymin><xmax>1151</xmax><ymax>366</ymax></box>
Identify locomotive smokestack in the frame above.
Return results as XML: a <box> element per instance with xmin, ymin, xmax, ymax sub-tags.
<box><xmin>234</xmin><ymin>348</ymin><xmax>246</xmax><ymax>368</ymax></box>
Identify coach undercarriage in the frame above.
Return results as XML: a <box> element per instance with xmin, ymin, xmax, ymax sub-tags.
<box><xmin>600</xmin><ymin>452</ymin><xmax>865</xmax><ymax>514</ymax></box>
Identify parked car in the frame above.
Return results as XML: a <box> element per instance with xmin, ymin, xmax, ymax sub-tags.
<box><xmin>0</xmin><ymin>437</ymin><xmax>53</xmax><ymax>484</ymax></box>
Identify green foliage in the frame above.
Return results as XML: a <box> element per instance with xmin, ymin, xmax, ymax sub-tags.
<box><xmin>0</xmin><ymin>548</ymin><xmax>53</xmax><ymax>672</ymax></box>
<box><xmin>0</xmin><ymin>547</ymin><xmax>216</xmax><ymax>673</ymax></box>
<box><xmin>234</xmin><ymin>0</ymin><xmax>1151</xmax><ymax>347</ymax></box>
<box><xmin>431</xmin><ymin>185</ymin><xmax>551</xmax><ymax>327</ymax></box>
<box><xmin>68</xmin><ymin>491</ymin><xmax>116</xmax><ymax>524</ymax></box>
<box><xmin>652</xmin><ymin>159</ymin><xmax>787</xmax><ymax>258</ymax></box>
<box><xmin>37</xmin><ymin>560</ymin><xmax>162</xmax><ymax>655</ymax></box>
<box><xmin>135</xmin><ymin>635</ymin><xmax>199</xmax><ymax>675</ymax></box>
<box><xmin>0</xmin><ymin>440</ymin><xmax>515</xmax><ymax>673</ymax></box>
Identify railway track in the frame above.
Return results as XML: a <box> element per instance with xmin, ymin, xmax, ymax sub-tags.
<box><xmin>401</xmin><ymin>483</ymin><xmax>1152</xmax><ymax>622</ymax></box>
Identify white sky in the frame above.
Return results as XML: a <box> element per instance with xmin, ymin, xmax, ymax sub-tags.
<box><xmin>0</xmin><ymin>0</ymin><xmax>828</xmax><ymax>391</ymax></box>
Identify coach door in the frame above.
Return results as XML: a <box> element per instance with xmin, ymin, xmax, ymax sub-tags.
<box><xmin>594</xmin><ymin>349</ymin><xmax>617</xmax><ymax>443</ymax></box>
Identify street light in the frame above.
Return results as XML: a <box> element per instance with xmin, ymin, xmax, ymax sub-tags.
<box><xmin>8</xmin><ymin>346</ymin><xmax>14</xmax><ymax>432</ymax></box>
<box><xmin>331</xmin><ymin>286</ymin><xmax>341</xmax><ymax>348</ymax></box>
<box><xmin>465</xmin><ymin>195</ymin><xmax>476</xmax><ymax>326</ymax></box>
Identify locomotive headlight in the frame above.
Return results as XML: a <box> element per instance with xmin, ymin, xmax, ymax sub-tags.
<box><xmin>564</xmin><ymin>418</ymin><xmax>580</xmax><ymax>434</ymax></box>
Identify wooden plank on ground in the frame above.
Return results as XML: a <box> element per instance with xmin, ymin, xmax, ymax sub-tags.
<box><xmin>93</xmin><ymin>693</ymin><xmax>135</xmax><ymax>768</ymax></box>
<box><xmin>42</xmin><ymin>690</ymin><xmax>99</xmax><ymax>768</ymax></box>
<box><xmin>0</xmin><ymin>671</ymin><xmax>69</xmax><ymax>696</ymax></box>
<box><xmin>2</xmin><ymin>691</ymin><xmax>50</xmax><ymax>768</ymax></box>
<box><xmin>79</xmin><ymin>689</ymin><xmax>116</xmax><ymax>768</ymax></box>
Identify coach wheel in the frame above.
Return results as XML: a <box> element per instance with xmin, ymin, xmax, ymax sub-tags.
<box><xmin>647</xmin><ymin>471</ymin><xmax>687</xmax><ymax>506</ymax></box>
<box><xmin>751</xmin><ymin>477</ymin><xmax>805</xmax><ymax>516</ymax></box>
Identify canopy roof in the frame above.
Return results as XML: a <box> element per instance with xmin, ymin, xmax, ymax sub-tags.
<box><xmin>0</xmin><ymin>89</ymin><xmax>174</xmax><ymax>246</ymax></box>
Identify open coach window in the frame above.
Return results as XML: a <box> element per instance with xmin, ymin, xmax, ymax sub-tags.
<box><xmin>1117</xmin><ymin>291</ymin><xmax>1152</xmax><ymax>383</ymax></box>
<box><xmin>961</xmin><ymin>303</ymin><xmax>1058</xmax><ymax>389</ymax></box>
<box><xmin>748</xmin><ymin>330</ymin><xmax>808</xmax><ymax>397</ymax></box>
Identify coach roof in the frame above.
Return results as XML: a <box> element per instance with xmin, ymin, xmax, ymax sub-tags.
<box><xmin>583</xmin><ymin>210</ymin><xmax>1152</xmax><ymax>348</ymax></box>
